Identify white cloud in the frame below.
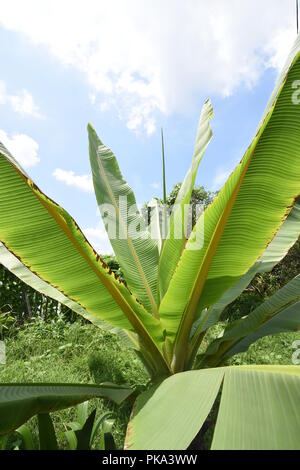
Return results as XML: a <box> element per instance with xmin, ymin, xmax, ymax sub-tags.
<box><xmin>264</xmin><ymin>29</ymin><xmax>296</xmax><ymax>71</ymax></box>
<box><xmin>212</xmin><ymin>169</ymin><xmax>231</xmax><ymax>190</ymax></box>
<box><xmin>53</xmin><ymin>168</ymin><xmax>94</xmax><ymax>193</ymax></box>
<box><xmin>0</xmin><ymin>0</ymin><xmax>296</xmax><ymax>132</ymax></box>
<box><xmin>0</xmin><ymin>80</ymin><xmax>44</xmax><ymax>118</ymax></box>
<box><xmin>0</xmin><ymin>129</ymin><xmax>39</xmax><ymax>167</ymax></box>
<box><xmin>150</xmin><ymin>181</ymin><xmax>160</xmax><ymax>190</ymax></box>
<box><xmin>83</xmin><ymin>222</ymin><xmax>113</xmax><ymax>255</ymax></box>
<box><xmin>10</xmin><ymin>89</ymin><xmax>44</xmax><ymax>119</ymax></box>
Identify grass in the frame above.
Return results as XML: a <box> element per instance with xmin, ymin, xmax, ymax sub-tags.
<box><xmin>0</xmin><ymin>316</ymin><xmax>299</xmax><ymax>449</ymax></box>
<box><xmin>228</xmin><ymin>332</ymin><xmax>300</xmax><ymax>366</ymax></box>
<box><xmin>201</xmin><ymin>321</ymin><xmax>300</xmax><ymax>366</ymax></box>
<box><xmin>0</xmin><ymin>317</ymin><xmax>149</xmax><ymax>449</ymax></box>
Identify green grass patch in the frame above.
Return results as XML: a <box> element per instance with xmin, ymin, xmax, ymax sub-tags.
<box><xmin>0</xmin><ymin>318</ymin><xmax>148</xmax><ymax>449</ymax></box>
<box><xmin>0</xmin><ymin>317</ymin><xmax>299</xmax><ymax>449</ymax></box>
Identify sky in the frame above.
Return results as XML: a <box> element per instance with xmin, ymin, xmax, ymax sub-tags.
<box><xmin>0</xmin><ymin>0</ymin><xmax>297</xmax><ymax>254</ymax></box>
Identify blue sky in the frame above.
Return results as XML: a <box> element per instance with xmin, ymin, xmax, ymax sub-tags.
<box><xmin>0</xmin><ymin>0</ymin><xmax>297</xmax><ymax>253</ymax></box>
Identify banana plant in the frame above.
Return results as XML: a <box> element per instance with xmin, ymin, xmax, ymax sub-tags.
<box><xmin>1</xmin><ymin>34</ymin><xmax>300</xmax><ymax>450</ymax></box>
<box><xmin>13</xmin><ymin>402</ymin><xmax>116</xmax><ymax>450</ymax></box>
<box><xmin>64</xmin><ymin>403</ymin><xmax>116</xmax><ymax>451</ymax></box>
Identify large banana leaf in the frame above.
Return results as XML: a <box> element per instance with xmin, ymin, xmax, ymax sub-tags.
<box><xmin>158</xmin><ymin>100</ymin><xmax>213</xmax><ymax>300</ymax></box>
<box><xmin>88</xmin><ymin>125</ymin><xmax>159</xmax><ymax>316</ymax></box>
<box><xmin>257</xmin><ymin>197</ymin><xmax>300</xmax><ymax>273</ymax></box>
<box><xmin>159</xmin><ymin>35</ymin><xmax>300</xmax><ymax>369</ymax></box>
<box><xmin>211</xmin><ymin>366</ymin><xmax>300</xmax><ymax>450</ymax></box>
<box><xmin>125</xmin><ymin>367</ymin><xmax>224</xmax><ymax>450</ymax></box>
<box><xmin>192</xmin><ymin>199</ymin><xmax>300</xmax><ymax>336</ymax></box>
<box><xmin>187</xmin><ymin>200</ymin><xmax>300</xmax><ymax>366</ymax></box>
<box><xmin>0</xmin><ymin>383</ymin><xmax>132</xmax><ymax>436</ymax></box>
<box><xmin>125</xmin><ymin>366</ymin><xmax>300</xmax><ymax>450</ymax></box>
<box><xmin>0</xmin><ymin>143</ymin><xmax>168</xmax><ymax>373</ymax></box>
<box><xmin>0</xmin><ymin>242</ymin><xmax>138</xmax><ymax>350</ymax></box>
<box><xmin>38</xmin><ymin>413</ymin><xmax>58</xmax><ymax>450</ymax></box>
<box><xmin>201</xmin><ymin>273</ymin><xmax>300</xmax><ymax>366</ymax></box>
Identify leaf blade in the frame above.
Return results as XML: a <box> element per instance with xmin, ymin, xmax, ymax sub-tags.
<box><xmin>212</xmin><ymin>366</ymin><xmax>300</xmax><ymax>450</ymax></box>
<box><xmin>158</xmin><ymin>100</ymin><xmax>213</xmax><ymax>299</ymax></box>
<box><xmin>192</xmin><ymin>199</ymin><xmax>300</xmax><ymax>337</ymax></box>
<box><xmin>0</xmin><ymin>382</ymin><xmax>132</xmax><ymax>436</ymax></box>
<box><xmin>0</xmin><ymin>143</ymin><xmax>167</xmax><ymax>370</ymax></box>
<box><xmin>0</xmin><ymin>242</ymin><xmax>138</xmax><ymax>349</ymax></box>
<box><xmin>159</xmin><ymin>37</ymin><xmax>300</xmax><ymax>369</ymax></box>
<box><xmin>126</xmin><ymin>366</ymin><xmax>300</xmax><ymax>450</ymax></box>
<box><xmin>125</xmin><ymin>368</ymin><xmax>224</xmax><ymax>450</ymax></box>
<box><xmin>202</xmin><ymin>274</ymin><xmax>300</xmax><ymax>366</ymax></box>
<box><xmin>38</xmin><ymin>413</ymin><xmax>58</xmax><ymax>450</ymax></box>
<box><xmin>88</xmin><ymin>125</ymin><xmax>159</xmax><ymax>315</ymax></box>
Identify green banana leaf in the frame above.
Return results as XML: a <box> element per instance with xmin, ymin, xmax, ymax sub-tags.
<box><xmin>75</xmin><ymin>409</ymin><xmax>96</xmax><ymax>450</ymax></box>
<box><xmin>16</xmin><ymin>424</ymin><xmax>35</xmax><ymax>450</ymax></box>
<box><xmin>104</xmin><ymin>432</ymin><xmax>116</xmax><ymax>450</ymax></box>
<box><xmin>0</xmin><ymin>242</ymin><xmax>138</xmax><ymax>351</ymax></box>
<box><xmin>158</xmin><ymin>99</ymin><xmax>213</xmax><ymax>300</ymax></box>
<box><xmin>126</xmin><ymin>366</ymin><xmax>300</xmax><ymax>450</ymax></box>
<box><xmin>211</xmin><ymin>366</ymin><xmax>300</xmax><ymax>450</ymax></box>
<box><xmin>90</xmin><ymin>412</ymin><xmax>113</xmax><ymax>449</ymax></box>
<box><xmin>201</xmin><ymin>273</ymin><xmax>300</xmax><ymax>366</ymax></box>
<box><xmin>98</xmin><ymin>417</ymin><xmax>115</xmax><ymax>450</ymax></box>
<box><xmin>76</xmin><ymin>401</ymin><xmax>89</xmax><ymax>427</ymax></box>
<box><xmin>125</xmin><ymin>367</ymin><xmax>223</xmax><ymax>450</ymax></box>
<box><xmin>159</xmin><ymin>34</ymin><xmax>300</xmax><ymax>370</ymax></box>
<box><xmin>38</xmin><ymin>413</ymin><xmax>58</xmax><ymax>450</ymax></box>
<box><xmin>88</xmin><ymin>125</ymin><xmax>159</xmax><ymax>316</ymax></box>
<box><xmin>0</xmin><ymin>141</ymin><xmax>168</xmax><ymax>373</ymax></box>
<box><xmin>192</xmin><ymin>199</ymin><xmax>300</xmax><ymax>336</ymax></box>
<box><xmin>0</xmin><ymin>382</ymin><xmax>132</xmax><ymax>435</ymax></box>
